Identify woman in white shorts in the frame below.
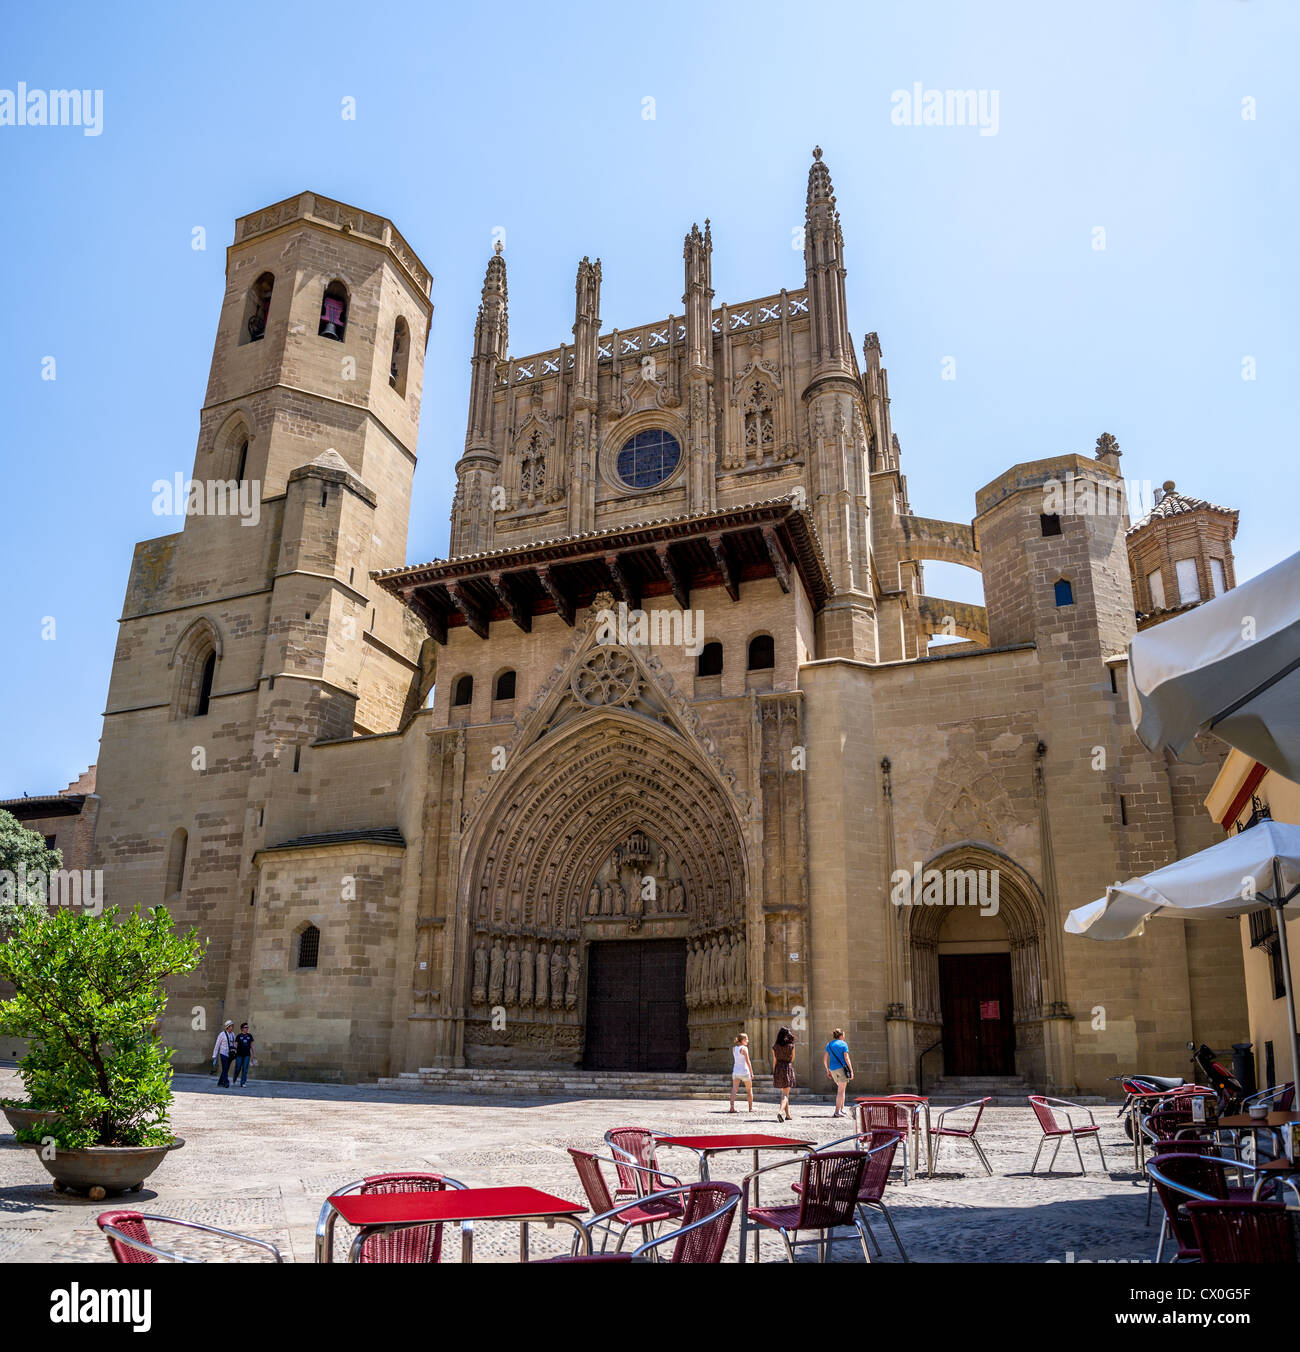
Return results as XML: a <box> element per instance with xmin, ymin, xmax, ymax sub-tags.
<box><xmin>729</xmin><ymin>1033</ymin><xmax>754</xmax><ymax>1112</ymax></box>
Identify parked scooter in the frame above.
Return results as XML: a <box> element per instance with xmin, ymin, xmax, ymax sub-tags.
<box><xmin>1110</xmin><ymin>1042</ymin><xmax>1245</xmax><ymax>1140</ymax></box>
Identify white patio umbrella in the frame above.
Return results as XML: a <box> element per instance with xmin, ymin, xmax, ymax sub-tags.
<box><xmin>1127</xmin><ymin>548</ymin><xmax>1300</xmax><ymax>780</ymax></box>
<box><xmin>1065</xmin><ymin>819</ymin><xmax>1300</xmax><ymax>1091</ymax></box>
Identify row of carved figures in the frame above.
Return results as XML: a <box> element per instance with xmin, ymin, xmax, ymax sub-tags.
<box><xmin>686</xmin><ymin>933</ymin><xmax>746</xmax><ymax>1008</ymax></box>
<box><xmin>471</xmin><ymin>937</ymin><xmax>579</xmax><ymax>1011</ymax></box>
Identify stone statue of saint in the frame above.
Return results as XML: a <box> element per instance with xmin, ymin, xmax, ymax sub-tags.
<box><xmin>488</xmin><ymin>938</ymin><xmax>505</xmax><ymax>1005</ymax></box>
<box><xmin>550</xmin><ymin>945</ymin><xmax>566</xmax><ymax>1009</ymax></box>
<box><xmin>504</xmin><ymin>941</ymin><xmax>519</xmax><ymax>1006</ymax></box>
<box><xmin>703</xmin><ymin>937</ymin><xmax>718</xmax><ymax>1003</ymax></box>
<box><xmin>669</xmin><ymin>881</ymin><xmax>685</xmax><ymax>913</ymax></box>
<box><xmin>600</xmin><ymin>884</ymin><xmax>612</xmax><ymax>916</ymax></box>
<box><xmin>471</xmin><ymin>942</ymin><xmax>488</xmax><ymax>1004</ymax></box>
<box><xmin>588</xmin><ymin>885</ymin><xmax>601</xmax><ymax>916</ymax></box>
<box><xmin>520</xmin><ymin>942</ymin><xmax>535</xmax><ymax>1006</ymax></box>
<box><xmin>612</xmin><ymin>882</ymin><xmax>626</xmax><ymax>916</ymax></box>
<box><xmin>729</xmin><ymin>937</ymin><xmax>744</xmax><ymax>1002</ymax></box>
<box><xmin>535</xmin><ymin>941</ymin><xmax>549</xmax><ymax>1008</ymax></box>
<box><xmin>566</xmin><ymin>948</ymin><xmax>580</xmax><ymax>1008</ymax></box>
<box><xmin>628</xmin><ymin>876</ymin><xmax>644</xmax><ymax>919</ymax></box>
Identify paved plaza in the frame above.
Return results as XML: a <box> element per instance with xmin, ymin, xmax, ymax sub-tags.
<box><xmin>0</xmin><ymin>1067</ymin><xmax>1159</xmax><ymax>1264</ymax></box>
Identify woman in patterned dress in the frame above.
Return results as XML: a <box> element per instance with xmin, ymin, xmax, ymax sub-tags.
<box><xmin>771</xmin><ymin>1026</ymin><xmax>797</xmax><ymax>1122</ymax></box>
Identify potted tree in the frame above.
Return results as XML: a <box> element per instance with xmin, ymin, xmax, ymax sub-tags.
<box><xmin>0</xmin><ymin>903</ymin><xmax>204</xmax><ymax>1198</ymax></box>
<box><xmin>0</xmin><ymin>809</ymin><xmax>66</xmax><ymax>1135</ymax></box>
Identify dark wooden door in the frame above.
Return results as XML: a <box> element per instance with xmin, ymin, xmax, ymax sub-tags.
<box><xmin>584</xmin><ymin>940</ymin><xmax>687</xmax><ymax>1071</ymax></box>
<box><xmin>939</xmin><ymin>953</ymin><xmax>1015</xmax><ymax>1076</ymax></box>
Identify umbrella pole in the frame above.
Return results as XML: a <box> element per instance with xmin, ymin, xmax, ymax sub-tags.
<box><xmin>1270</xmin><ymin>902</ymin><xmax>1300</xmax><ymax>1097</ymax></box>
<box><xmin>1269</xmin><ymin>860</ymin><xmax>1300</xmax><ymax>1096</ymax></box>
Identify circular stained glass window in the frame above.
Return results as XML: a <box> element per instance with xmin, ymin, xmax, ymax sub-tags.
<box><xmin>616</xmin><ymin>428</ymin><xmax>681</xmax><ymax>489</ymax></box>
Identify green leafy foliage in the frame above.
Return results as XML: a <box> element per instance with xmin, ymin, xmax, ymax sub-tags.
<box><xmin>0</xmin><ymin>809</ymin><xmax>63</xmax><ymax>932</ymax></box>
<box><xmin>0</xmin><ymin>906</ymin><xmax>204</xmax><ymax>1147</ymax></box>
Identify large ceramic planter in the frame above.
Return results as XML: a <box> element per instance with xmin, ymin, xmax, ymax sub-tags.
<box><xmin>25</xmin><ymin>1137</ymin><xmax>184</xmax><ymax>1199</ymax></box>
<box><xmin>2</xmin><ymin>1105</ymin><xmax>62</xmax><ymax>1135</ymax></box>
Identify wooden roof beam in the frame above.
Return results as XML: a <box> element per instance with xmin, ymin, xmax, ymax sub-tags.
<box><xmin>538</xmin><ymin>566</ymin><xmax>575</xmax><ymax>626</ymax></box>
<box><xmin>761</xmin><ymin>525</ymin><xmax>792</xmax><ymax>594</ymax></box>
<box><xmin>655</xmin><ymin>542</ymin><xmax>689</xmax><ymax>610</ymax></box>
<box><xmin>708</xmin><ymin>533</ymin><xmax>738</xmax><ymax>602</ymax></box>
<box><xmin>447</xmin><ymin>582</ymin><xmax>489</xmax><ymax>639</ymax></box>
<box><xmin>604</xmin><ymin>552</ymin><xmax>640</xmax><ymax>610</ymax></box>
<box><xmin>488</xmin><ymin>570</ymin><xmax>531</xmax><ymax>633</ymax></box>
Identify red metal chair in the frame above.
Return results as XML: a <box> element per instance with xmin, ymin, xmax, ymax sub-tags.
<box><xmin>803</xmin><ymin>1127</ymin><xmax>908</xmax><ymax>1261</ymax></box>
<box><xmin>569</xmin><ymin>1181</ymin><xmax>740</xmax><ymax>1264</ymax></box>
<box><xmin>1187</xmin><ymin>1201</ymin><xmax>1295</xmax><ymax>1263</ymax></box>
<box><xmin>97</xmin><ymin>1210</ymin><xmax>282</xmax><ymax>1264</ymax></box>
<box><xmin>929</xmin><ymin>1097</ymin><xmax>993</xmax><ymax>1177</ymax></box>
<box><xmin>1027</xmin><ymin>1095</ymin><xmax>1107</xmax><ymax>1175</ymax></box>
<box><xmin>1147</xmin><ymin>1154</ymin><xmax>1259</xmax><ymax>1263</ymax></box>
<box><xmin>740</xmin><ymin>1150</ymin><xmax>869</xmax><ymax>1263</ymax></box>
<box><xmin>603</xmin><ymin>1125</ymin><xmax>673</xmax><ymax>1200</ymax></box>
<box><xmin>856</xmin><ymin>1101</ymin><xmax>914</xmax><ymax>1184</ymax></box>
<box><xmin>567</xmin><ymin>1148</ymin><xmax>684</xmax><ymax>1253</ymax></box>
<box><xmin>314</xmin><ymin>1170</ymin><xmax>467</xmax><ymax>1264</ymax></box>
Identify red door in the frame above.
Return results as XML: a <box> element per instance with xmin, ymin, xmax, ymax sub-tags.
<box><xmin>939</xmin><ymin>953</ymin><xmax>1015</xmax><ymax>1076</ymax></box>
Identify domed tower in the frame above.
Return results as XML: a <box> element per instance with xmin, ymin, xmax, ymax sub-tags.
<box><xmin>1126</xmin><ymin>478</ymin><xmax>1239</xmax><ymax>629</ymax></box>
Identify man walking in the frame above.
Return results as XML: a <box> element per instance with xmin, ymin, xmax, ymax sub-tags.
<box><xmin>231</xmin><ymin>1022</ymin><xmax>254</xmax><ymax>1087</ymax></box>
<box><xmin>212</xmin><ymin>1020</ymin><xmax>236</xmax><ymax>1088</ymax></box>
<box><xmin>823</xmin><ymin>1028</ymin><xmax>854</xmax><ymax>1118</ymax></box>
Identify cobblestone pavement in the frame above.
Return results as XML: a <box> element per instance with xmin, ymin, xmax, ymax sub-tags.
<box><xmin>0</xmin><ymin>1068</ymin><xmax>1159</xmax><ymax>1264</ymax></box>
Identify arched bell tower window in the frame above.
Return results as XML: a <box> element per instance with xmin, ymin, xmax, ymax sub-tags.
<box><xmin>747</xmin><ymin>634</ymin><xmax>775</xmax><ymax>671</ymax></box>
<box><xmin>494</xmin><ymin>670</ymin><xmax>516</xmax><ymax>702</ymax></box>
<box><xmin>389</xmin><ymin>317</ymin><xmax>410</xmax><ymax>397</ymax></box>
<box><xmin>452</xmin><ymin>675</ymin><xmax>474</xmax><ymax>707</ymax></box>
<box><xmin>240</xmin><ymin>272</ymin><xmax>274</xmax><ymax>345</ymax></box>
<box><xmin>319</xmin><ymin>280</ymin><xmax>349</xmax><ymax>341</ymax></box>
<box><xmin>171</xmin><ymin>618</ymin><xmax>223</xmax><ymax>720</ymax></box>
<box><xmin>697</xmin><ymin>642</ymin><xmax>724</xmax><ymax>677</ymax></box>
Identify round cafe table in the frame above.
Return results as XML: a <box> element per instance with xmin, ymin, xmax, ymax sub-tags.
<box><xmin>1219</xmin><ymin>1110</ymin><xmax>1300</xmax><ymax>1170</ymax></box>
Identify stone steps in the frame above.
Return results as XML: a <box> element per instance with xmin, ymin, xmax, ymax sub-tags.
<box><xmin>369</xmin><ymin>1067</ymin><xmax>1105</xmax><ymax>1107</ymax></box>
<box><xmin>374</xmin><ymin>1067</ymin><xmax>832</xmax><ymax>1101</ymax></box>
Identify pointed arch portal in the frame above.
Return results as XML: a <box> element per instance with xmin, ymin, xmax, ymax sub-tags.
<box><xmin>457</xmin><ymin>685</ymin><xmax>751</xmax><ymax>1069</ymax></box>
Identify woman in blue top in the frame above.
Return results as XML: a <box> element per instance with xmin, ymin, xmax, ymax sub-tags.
<box><xmin>823</xmin><ymin>1029</ymin><xmax>853</xmax><ymax>1118</ymax></box>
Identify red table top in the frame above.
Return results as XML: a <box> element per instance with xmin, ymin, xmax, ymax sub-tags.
<box><xmin>654</xmin><ymin>1133</ymin><xmax>812</xmax><ymax>1151</ymax></box>
<box><xmin>1220</xmin><ymin>1112</ymin><xmax>1300</xmax><ymax>1129</ymax></box>
<box><xmin>855</xmin><ymin>1095</ymin><xmax>927</xmax><ymax>1103</ymax></box>
<box><xmin>326</xmin><ymin>1185</ymin><xmax>586</xmax><ymax>1228</ymax></box>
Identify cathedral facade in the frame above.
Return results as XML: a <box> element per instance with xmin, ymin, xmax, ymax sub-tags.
<box><xmin>90</xmin><ymin>152</ymin><xmax>1247</xmax><ymax>1093</ymax></box>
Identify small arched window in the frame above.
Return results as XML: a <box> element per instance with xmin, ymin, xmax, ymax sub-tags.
<box><xmin>494</xmin><ymin>670</ymin><xmax>516</xmax><ymax>701</ymax></box>
<box><xmin>697</xmin><ymin>642</ymin><xmax>723</xmax><ymax>677</ymax></box>
<box><xmin>297</xmin><ymin>925</ymin><xmax>320</xmax><ymax>970</ymax></box>
<box><xmin>452</xmin><ymin>675</ymin><xmax>474</xmax><ymax>707</ymax></box>
<box><xmin>164</xmin><ymin>828</ymin><xmax>188</xmax><ymax>898</ymax></box>
<box><xmin>235</xmin><ymin>438</ymin><xmax>248</xmax><ymax>483</ymax></box>
<box><xmin>240</xmin><ymin>272</ymin><xmax>274</xmax><ymax>345</ymax></box>
<box><xmin>1054</xmin><ymin>578</ymin><xmax>1075</xmax><ymax>607</ymax></box>
<box><xmin>747</xmin><ymin>635</ymin><xmax>775</xmax><ymax>671</ymax></box>
<box><xmin>390</xmin><ymin>316</ymin><xmax>410</xmax><ymax>397</ymax></box>
<box><xmin>319</xmin><ymin>280</ymin><xmax>348</xmax><ymax>341</ymax></box>
<box><xmin>195</xmin><ymin>651</ymin><xmax>216</xmax><ymax>716</ymax></box>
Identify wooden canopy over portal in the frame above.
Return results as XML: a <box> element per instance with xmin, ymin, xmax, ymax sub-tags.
<box><xmin>373</xmin><ymin>499</ymin><xmax>832</xmax><ymax>644</ymax></box>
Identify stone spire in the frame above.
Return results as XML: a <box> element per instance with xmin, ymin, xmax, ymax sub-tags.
<box><xmin>568</xmin><ymin>256</ymin><xmax>602</xmax><ymax>534</ymax></box>
<box><xmin>465</xmin><ymin>244</ymin><xmax>509</xmax><ymax>450</ymax></box>
<box><xmin>803</xmin><ymin>146</ymin><xmax>854</xmax><ymax>385</ymax></box>
<box><xmin>453</xmin><ymin>245</ymin><xmax>509</xmax><ymax>555</ymax></box>
<box><xmin>683</xmin><ymin>220</ymin><xmax>714</xmax><ymax>373</ymax></box>
<box><xmin>571</xmin><ymin>256</ymin><xmax>602</xmax><ymax>404</ymax></box>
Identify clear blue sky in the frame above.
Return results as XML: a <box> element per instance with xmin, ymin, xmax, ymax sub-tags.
<box><xmin>1</xmin><ymin>0</ymin><xmax>1295</xmax><ymax>799</ymax></box>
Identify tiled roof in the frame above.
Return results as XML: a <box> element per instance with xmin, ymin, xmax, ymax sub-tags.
<box><xmin>1128</xmin><ymin>482</ymin><xmax>1237</xmax><ymax>534</ymax></box>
